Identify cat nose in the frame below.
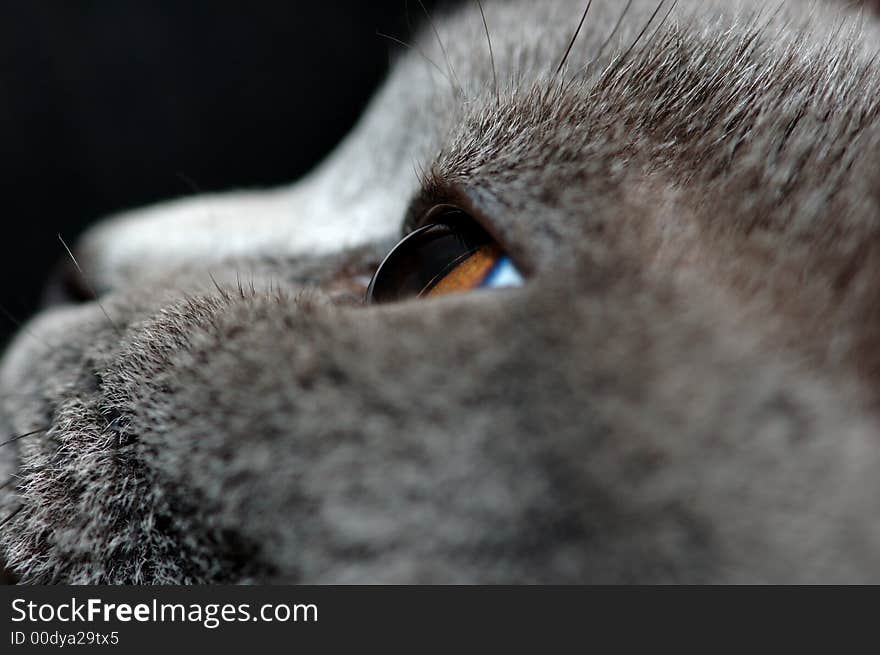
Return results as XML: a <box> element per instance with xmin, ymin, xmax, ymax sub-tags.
<box><xmin>68</xmin><ymin>186</ymin><xmax>405</xmax><ymax>293</ymax></box>
<box><xmin>42</xmin><ymin>256</ymin><xmax>94</xmax><ymax>307</ymax></box>
<box><xmin>69</xmin><ymin>190</ymin><xmax>316</xmax><ymax>293</ymax></box>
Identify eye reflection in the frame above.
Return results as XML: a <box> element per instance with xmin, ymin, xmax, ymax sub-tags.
<box><xmin>366</xmin><ymin>211</ymin><xmax>523</xmax><ymax>304</ymax></box>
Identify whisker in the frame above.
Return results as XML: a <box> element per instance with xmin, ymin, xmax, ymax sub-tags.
<box><xmin>566</xmin><ymin>0</ymin><xmax>633</xmax><ymax>87</ymax></box>
<box><xmin>597</xmin><ymin>0</ymin><xmax>635</xmax><ymax>63</ymax></box>
<box><xmin>608</xmin><ymin>0</ymin><xmax>668</xmax><ymax>78</ymax></box>
<box><xmin>376</xmin><ymin>30</ymin><xmax>454</xmax><ymax>86</ymax></box>
<box><xmin>0</xmin><ymin>427</ymin><xmax>50</xmax><ymax>449</ymax></box>
<box><xmin>417</xmin><ymin>0</ymin><xmax>463</xmax><ymax>97</ymax></box>
<box><xmin>634</xmin><ymin>0</ymin><xmax>679</xmax><ymax>60</ymax></box>
<box><xmin>58</xmin><ymin>234</ymin><xmax>121</xmax><ymax>336</ymax></box>
<box><xmin>475</xmin><ymin>0</ymin><xmax>499</xmax><ymax>105</ymax></box>
<box><xmin>553</xmin><ymin>0</ymin><xmax>594</xmax><ymax>78</ymax></box>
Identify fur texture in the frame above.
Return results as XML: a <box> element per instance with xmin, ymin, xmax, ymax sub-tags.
<box><xmin>3</xmin><ymin>0</ymin><xmax>880</xmax><ymax>583</ymax></box>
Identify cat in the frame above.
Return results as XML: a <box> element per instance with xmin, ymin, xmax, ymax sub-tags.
<box><xmin>2</xmin><ymin>0</ymin><xmax>880</xmax><ymax>583</ymax></box>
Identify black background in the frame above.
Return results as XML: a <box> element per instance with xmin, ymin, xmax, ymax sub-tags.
<box><xmin>0</xmin><ymin>1</ymin><xmax>437</xmax><ymax>346</ymax></box>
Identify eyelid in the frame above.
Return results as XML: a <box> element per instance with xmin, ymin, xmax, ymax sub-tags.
<box><xmin>406</xmin><ymin>201</ymin><xmax>526</xmax><ymax>277</ymax></box>
<box><xmin>415</xmin><ymin>203</ymin><xmax>463</xmax><ymax>230</ymax></box>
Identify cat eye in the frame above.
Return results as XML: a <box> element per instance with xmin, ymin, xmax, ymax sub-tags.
<box><xmin>366</xmin><ymin>210</ymin><xmax>524</xmax><ymax>304</ymax></box>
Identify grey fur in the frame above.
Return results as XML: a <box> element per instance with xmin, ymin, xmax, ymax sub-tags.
<box><xmin>3</xmin><ymin>0</ymin><xmax>880</xmax><ymax>583</ymax></box>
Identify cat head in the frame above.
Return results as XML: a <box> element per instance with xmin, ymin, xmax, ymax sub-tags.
<box><xmin>3</xmin><ymin>0</ymin><xmax>880</xmax><ymax>583</ymax></box>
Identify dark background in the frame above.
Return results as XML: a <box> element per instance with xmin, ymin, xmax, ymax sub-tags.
<box><xmin>0</xmin><ymin>1</ymin><xmax>436</xmax><ymax>346</ymax></box>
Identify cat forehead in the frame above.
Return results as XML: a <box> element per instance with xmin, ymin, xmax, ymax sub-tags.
<box><xmin>417</xmin><ymin>1</ymin><xmax>880</xmax><ymax>234</ymax></box>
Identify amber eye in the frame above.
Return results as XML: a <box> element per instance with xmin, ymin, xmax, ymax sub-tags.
<box><xmin>366</xmin><ymin>211</ymin><xmax>523</xmax><ymax>304</ymax></box>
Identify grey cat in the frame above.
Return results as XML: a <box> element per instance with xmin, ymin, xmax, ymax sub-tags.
<box><xmin>3</xmin><ymin>0</ymin><xmax>880</xmax><ymax>583</ymax></box>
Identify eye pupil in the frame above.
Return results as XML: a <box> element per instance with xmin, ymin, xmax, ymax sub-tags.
<box><xmin>366</xmin><ymin>210</ymin><xmax>523</xmax><ymax>304</ymax></box>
